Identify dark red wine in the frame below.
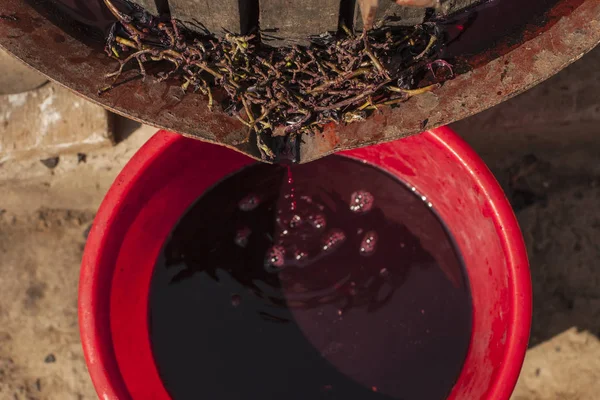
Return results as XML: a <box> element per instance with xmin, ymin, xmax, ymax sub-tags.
<box><xmin>438</xmin><ymin>0</ymin><xmax>566</xmax><ymax>65</ymax></box>
<box><xmin>149</xmin><ymin>156</ymin><xmax>472</xmax><ymax>400</ymax></box>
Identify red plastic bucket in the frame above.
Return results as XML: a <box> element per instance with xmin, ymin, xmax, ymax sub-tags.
<box><xmin>79</xmin><ymin>127</ymin><xmax>531</xmax><ymax>400</ymax></box>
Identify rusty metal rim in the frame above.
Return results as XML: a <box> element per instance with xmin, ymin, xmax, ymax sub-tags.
<box><xmin>300</xmin><ymin>0</ymin><xmax>600</xmax><ymax>162</ymax></box>
<box><xmin>1</xmin><ymin>0</ymin><xmax>599</xmax><ymax>163</ymax></box>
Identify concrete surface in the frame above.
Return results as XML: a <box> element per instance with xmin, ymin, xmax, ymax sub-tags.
<box><xmin>0</xmin><ymin>49</ymin><xmax>47</xmax><ymax>95</ymax></box>
<box><xmin>0</xmin><ymin>45</ymin><xmax>599</xmax><ymax>400</ymax></box>
<box><xmin>0</xmin><ymin>82</ymin><xmax>114</xmax><ymax>164</ymax></box>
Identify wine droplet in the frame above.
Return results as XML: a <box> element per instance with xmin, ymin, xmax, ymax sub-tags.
<box><xmin>294</xmin><ymin>249</ymin><xmax>308</xmax><ymax>262</ymax></box>
<box><xmin>322</xmin><ymin>229</ymin><xmax>346</xmax><ymax>253</ymax></box>
<box><xmin>349</xmin><ymin>190</ymin><xmax>374</xmax><ymax>213</ymax></box>
<box><xmin>238</xmin><ymin>194</ymin><xmax>260</xmax><ymax>211</ymax></box>
<box><xmin>308</xmin><ymin>213</ymin><xmax>327</xmax><ymax>230</ymax></box>
<box><xmin>360</xmin><ymin>231</ymin><xmax>378</xmax><ymax>256</ymax></box>
<box><xmin>231</xmin><ymin>294</ymin><xmax>241</xmax><ymax>307</ymax></box>
<box><xmin>234</xmin><ymin>227</ymin><xmax>252</xmax><ymax>248</ymax></box>
<box><xmin>289</xmin><ymin>214</ymin><xmax>303</xmax><ymax>228</ymax></box>
<box><xmin>264</xmin><ymin>245</ymin><xmax>286</xmax><ymax>272</ymax></box>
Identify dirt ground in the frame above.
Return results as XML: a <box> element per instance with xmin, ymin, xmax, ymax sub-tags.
<box><xmin>1</xmin><ymin>46</ymin><xmax>599</xmax><ymax>399</ymax></box>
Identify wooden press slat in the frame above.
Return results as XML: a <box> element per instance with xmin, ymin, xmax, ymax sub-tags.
<box><xmin>168</xmin><ymin>0</ymin><xmax>243</xmax><ymax>34</ymax></box>
<box><xmin>354</xmin><ymin>0</ymin><xmax>426</xmax><ymax>31</ymax></box>
<box><xmin>260</xmin><ymin>0</ymin><xmax>341</xmax><ymax>46</ymax></box>
<box><xmin>129</xmin><ymin>1</ymin><xmax>159</xmax><ymax>15</ymax></box>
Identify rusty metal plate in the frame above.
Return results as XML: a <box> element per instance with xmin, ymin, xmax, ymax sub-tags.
<box><xmin>1</xmin><ymin>0</ymin><xmax>599</xmax><ymax>163</ymax></box>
